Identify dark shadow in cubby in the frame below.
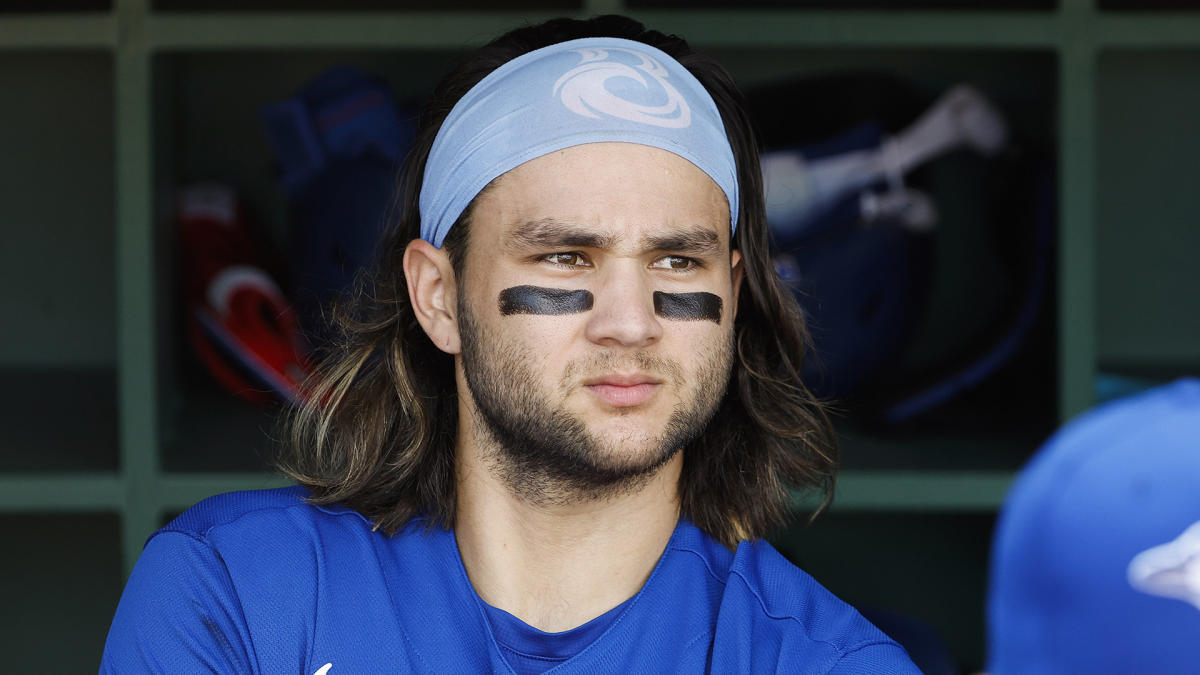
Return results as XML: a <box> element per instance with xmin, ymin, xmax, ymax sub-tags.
<box><xmin>0</xmin><ymin>51</ymin><xmax>116</xmax><ymax>472</ymax></box>
<box><xmin>0</xmin><ymin>513</ymin><xmax>123</xmax><ymax>672</ymax></box>
<box><xmin>772</xmin><ymin>511</ymin><xmax>996</xmax><ymax>673</ymax></box>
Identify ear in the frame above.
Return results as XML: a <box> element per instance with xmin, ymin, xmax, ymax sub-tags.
<box><xmin>729</xmin><ymin>249</ymin><xmax>745</xmax><ymax>319</ymax></box>
<box><xmin>403</xmin><ymin>238</ymin><xmax>462</xmax><ymax>355</ymax></box>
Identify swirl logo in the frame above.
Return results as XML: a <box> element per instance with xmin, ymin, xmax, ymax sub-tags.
<box><xmin>552</xmin><ymin>48</ymin><xmax>692</xmax><ymax>129</ymax></box>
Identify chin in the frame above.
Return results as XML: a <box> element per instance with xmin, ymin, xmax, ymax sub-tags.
<box><xmin>589</xmin><ymin>429</ymin><xmax>678</xmax><ymax>465</ymax></box>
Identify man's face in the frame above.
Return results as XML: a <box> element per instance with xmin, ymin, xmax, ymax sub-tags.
<box><xmin>456</xmin><ymin>142</ymin><xmax>742</xmax><ymax>503</ymax></box>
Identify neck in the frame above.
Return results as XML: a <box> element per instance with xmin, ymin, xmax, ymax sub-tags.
<box><xmin>453</xmin><ymin>426</ymin><xmax>683</xmax><ymax>633</ymax></box>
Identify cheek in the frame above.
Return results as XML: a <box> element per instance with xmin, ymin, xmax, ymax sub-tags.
<box><xmin>491</xmin><ymin>313</ymin><xmax>587</xmax><ymax>368</ymax></box>
<box><xmin>665</xmin><ymin>315</ymin><xmax>734</xmax><ymax>359</ymax></box>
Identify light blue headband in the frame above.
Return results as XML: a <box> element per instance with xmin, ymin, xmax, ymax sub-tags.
<box><xmin>419</xmin><ymin>37</ymin><xmax>740</xmax><ymax>248</ymax></box>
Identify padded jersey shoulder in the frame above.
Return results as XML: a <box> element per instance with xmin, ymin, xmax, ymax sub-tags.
<box><xmin>730</xmin><ymin>539</ymin><xmax>897</xmax><ymax>652</ymax></box>
<box><xmin>668</xmin><ymin>525</ymin><xmax>918</xmax><ymax>673</ymax></box>
<box><xmin>104</xmin><ymin>486</ymin><xmax>393</xmax><ymax>674</ymax></box>
<box><xmin>161</xmin><ymin>485</ymin><xmax>355</xmax><ymax>540</ymax></box>
<box><xmin>104</xmin><ymin>486</ymin><xmax>335</xmax><ymax>674</ymax></box>
<box><xmin>730</xmin><ymin>540</ymin><xmax>917</xmax><ymax>672</ymax></box>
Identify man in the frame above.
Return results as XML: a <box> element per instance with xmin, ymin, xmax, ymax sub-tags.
<box><xmin>103</xmin><ymin>15</ymin><xmax>918</xmax><ymax>673</ymax></box>
<box><xmin>986</xmin><ymin>378</ymin><xmax>1200</xmax><ymax>674</ymax></box>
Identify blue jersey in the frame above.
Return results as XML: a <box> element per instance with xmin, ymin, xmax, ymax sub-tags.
<box><xmin>102</xmin><ymin>487</ymin><xmax>917</xmax><ymax>673</ymax></box>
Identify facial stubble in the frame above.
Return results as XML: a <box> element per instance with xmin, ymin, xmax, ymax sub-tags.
<box><xmin>458</xmin><ymin>293</ymin><xmax>734</xmax><ymax>507</ymax></box>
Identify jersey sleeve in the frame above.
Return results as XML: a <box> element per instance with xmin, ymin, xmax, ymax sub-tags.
<box><xmin>824</xmin><ymin>641</ymin><xmax>923</xmax><ymax>675</ymax></box>
<box><xmin>100</xmin><ymin>530</ymin><xmax>257</xmax><ymax>674</ymax></box>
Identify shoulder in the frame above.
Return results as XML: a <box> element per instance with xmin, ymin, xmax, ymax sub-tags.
<box><xmin>103</xmin><ymin>486</ymin><xmax>393</xmax><ymax>672</ymax></box>
<box><xmin>104</xmin><ymin>487</ymin><xmax>322</xmax><ymax>672</ymax></box>
<box><xmin>675</xmin><ymin>527</ymin><xmax>917</xmax><ymax>673</ymax></box>
<box><xmin>136</xmin><ymin>485</ymin><xmax>378</xmax><ymax>601</ymax></box>
<box><xmin>140</xmin><ymin>485</ymin><xmax>390</xmax><ymax>620</ymax></box>
<box><xmin>161</xmin><ymin>485</ymin><xmax>353</xmax><ymax>539</ymax></box>
<box><xmin>153</xmin><ymin>485</ymin><xmax>381</xmax><ymax>559</ymax></box>
<box><xmin>728</xmin><ymin>539</ymin><xmax>884</xmax><ymax>645</ymax></box>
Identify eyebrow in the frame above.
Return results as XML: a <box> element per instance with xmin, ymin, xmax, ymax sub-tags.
<box><xmin>507</xmin><ymin>218</ymin><xmax>615</xmax><ymax>251</ymax></box>
<box><xmin>642</xmin><ymin>228</ymin><xmax>722</xmax><ymax>258</ymax></box>
<box><xmin>506</xmin><ymin>218</ymin><xmax>723</xmax><ymax>257</ymax></box>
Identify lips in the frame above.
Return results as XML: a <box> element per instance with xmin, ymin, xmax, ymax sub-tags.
<box><xmin>584</xmin><ymin>374</ymin><xmax>662</xmax><ymax>408</ymax></box>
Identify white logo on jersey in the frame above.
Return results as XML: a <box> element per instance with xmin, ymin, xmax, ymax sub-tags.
<box><xmin>553</xmin><ymin>48</ymin><xmax>691</xmax><ymax>129</ymax></box>
<box><xmin>312</xmin><ymin>663</ymin><xmax>332</xmax><ymax>675</ymax></box>
<box><xmin>1128</xmin><ymin>520</ymin><xmax>1200</xmax><ymax>611</ymax></box>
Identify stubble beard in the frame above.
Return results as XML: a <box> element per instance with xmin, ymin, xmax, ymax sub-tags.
<box><xmin>458</xmin><ymin>294</ymin><xmax>733</xmax><ymax>507</ymax></box>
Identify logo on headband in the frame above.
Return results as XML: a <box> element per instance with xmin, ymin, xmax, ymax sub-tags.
<box><xmin>553</xmin><ymin>48</ymin><xmax>691</xmax><ymax>129</ymax></box>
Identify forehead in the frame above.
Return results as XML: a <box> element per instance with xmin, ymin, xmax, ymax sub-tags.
<box><xmin>469</xmin><ymin>142</ymin><xmax>730</xmax><ymax>248</ymax></box>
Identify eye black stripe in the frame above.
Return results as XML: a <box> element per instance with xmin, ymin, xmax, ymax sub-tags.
<box><xmin>498</xmin><ymin>286</ymin><xmax>594</xmax><ymax>315</ymax></box>
<box><xmin>653</xmin><ymin>292</ymin><xmax>722</xmax><ymax>323</ymax></box>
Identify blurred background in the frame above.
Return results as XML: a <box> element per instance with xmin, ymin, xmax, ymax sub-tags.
<box><xmin>2</xmin><ymin>0</ymin><xmax>1198</xmax><ymax>671</ymax></box>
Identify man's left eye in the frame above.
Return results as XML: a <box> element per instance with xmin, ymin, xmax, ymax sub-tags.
<box><xmin>649</xmin><ymin>256</ymin><xmax>696</xmax><ymax>271</ymax></box>
<box><xmin>543</xmin><ymin>252</ymin><xmax>590</xmax><ymax>266</ymax></box>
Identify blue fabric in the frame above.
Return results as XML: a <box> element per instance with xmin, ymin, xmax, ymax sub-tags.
<box><xmin>102</xmin><ymin>486</ymin><xmax>918</xmax><ymax>673</ymax></box>
<box><xmin>420</xmin><ymin>37</ymin><xmax>739</xmax><ymax>248</ymax></box>
<box><xmin>484</xmin><ymin>597</ymin><xmax>633</xmax><ymax>674</ymax></box>
<box><xmin>988</xmin><ymin>379</ymin><xmax>1200</xmax><ymax>674</ymax></box>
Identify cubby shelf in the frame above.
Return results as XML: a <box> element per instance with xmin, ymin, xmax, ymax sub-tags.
<box><xmin>0</xmin><ymin>14</ymin><xmax>116</xmax><ymax>49</ymax></box>
<box><xmin>0</xmin><ymin>469</ymin><xmax>1011</xmax><ymax>517</ymax></box>
<box><xmin>139</xmin><ymin>11</ymin><xmax>1063</xmax><ymax>49</ymax></box>
<box><xmin>3</xmin><ymin>1</ymin><xmax>1198</xmax><ymax>669</ymax></box>
<box><xmin>4</xmin><ymin>11</ymin><xmax>1200</xmax><ymax>51</ymax></box>
<box><xmin>0</xmin><ymin>470</ymin><xmax>1011</xmax><ymax>515</ymax></box>
<box><xmin>154</xmin><ymin>472</ymin><xmax>291</xmax><ymax>510</ymax></box>
<box><xmin>121</xmin><ymin>469</ymin><xmax>1014</xmax><ymax>514</ymax></box>
<box><xmin>0</xmin><ymin>475</ymin><xmax>124</xmax><ymax>511</ymax></box>
<box><xmin>1094</xmin><ymin>14</ymin><xmax>1200</xmax><ymax>45</ymax></box>
<box><xmin>832</xmin><ymin>470</ymin><xmax>1015</xmax><ymax>511</ymax></box>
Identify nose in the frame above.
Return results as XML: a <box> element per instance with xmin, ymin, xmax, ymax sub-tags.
<box><xmin>583</xmin><ymin>262</ymin><xmax>663</xmax><ymax>349</ymax></box>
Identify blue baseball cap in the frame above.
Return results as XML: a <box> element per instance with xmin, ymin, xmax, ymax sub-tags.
<box><xmin>987</xmin><ymin>378</ymin><xmax>1200</xmax><ymax>674</ymax></box>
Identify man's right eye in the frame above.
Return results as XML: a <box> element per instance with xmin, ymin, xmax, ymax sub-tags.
<box><xmin>542</xmin><ymin>252</ymin><xmax>590</xmax><ymax>267</ymax></box>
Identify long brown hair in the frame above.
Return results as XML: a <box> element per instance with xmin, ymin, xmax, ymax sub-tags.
<box><xmin>278</xmin><ymin>15</ymin><xmax>837</xmax><ymax>548</ymax></box>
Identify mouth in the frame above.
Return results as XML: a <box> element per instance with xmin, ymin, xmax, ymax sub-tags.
<box><xmin>583</xmin><ymin>374</ymin><xmax>663</xmax><ymax>408</ymax></box>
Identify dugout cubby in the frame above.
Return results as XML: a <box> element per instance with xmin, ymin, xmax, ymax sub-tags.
<box><xmin>1095</xmin><ymin>50</ymin><xmax>1200</xmax><ymax>386</ymax></box>
<box><xmin>771</xmin><ymin>511</ymin><xmax>996</xmax><ymax>672</ymax></box>
<box><xmin>151</xmin><ymin>48</ymin><xmax>465</xmax><ymax>473</ymax></box>
<box><xmin>0</xmin><ymin>513</ymin><xmax>123</xmax><ymax>672</ymax></box>
<box><xmin>712</xmin><ymin>46</ymin><xmax>1059</xmax><ymax>476</ymax></box>
<box><xmin>0</xmin><ymin>52</ymin><xmax>117</xmax><ymax>474</ymax></box>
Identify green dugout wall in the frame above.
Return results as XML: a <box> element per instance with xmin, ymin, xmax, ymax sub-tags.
<box><xmin>1</xmin><ymin>0</ymin><xmax>1198</xmax><ymax>670</ymax></box>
